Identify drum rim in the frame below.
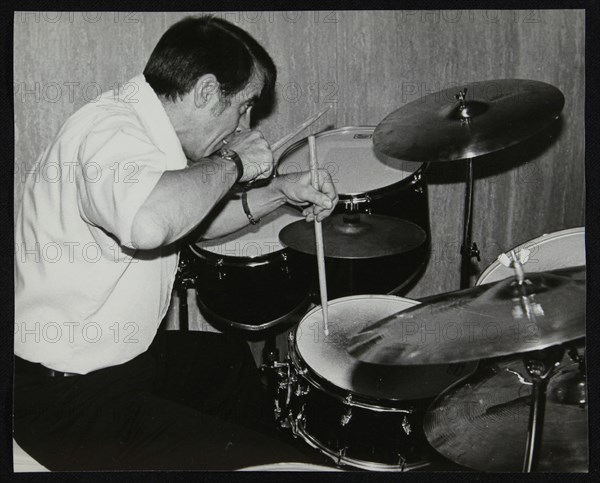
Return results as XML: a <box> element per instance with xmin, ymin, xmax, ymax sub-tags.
<box><xmin>476</xmin><ymin>226</ymin><xmax>585</xmax><ymax>286</ymax></box>
<box><xmin>293</xmin><ymin>295</ymin><xmax>429</xmax><ymax>408</ymax></box>
<box><xmin>196</xmin><ymin>294</ymin><xmax>311</xmax><ymax>331</ymax></box>
<box><xmin>187</xmin><ymin>241</ymin><xmax>287</xmax><ymax>265</ymax></box>
<box><xmin>292</xmin><ymin>420</ymin><xmax>430</xmax><ymax>471</ymax></box>
<box><xmin>276</xmin><ymin>126</ymin><xmax>428</xmax><ymax>198</ymax></box>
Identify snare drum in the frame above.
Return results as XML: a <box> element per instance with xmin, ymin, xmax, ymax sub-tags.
<box><xmin>277</xmin><ymin>127</ymin><xmax>430</xmax><ymax>297</ymax></box>
<box><xmin>185</xmin><ymin>205</ymin><xmax>311</xmax><ymax>331</ymax></box>
<box><xmin>477</xmin><ymin>227</ymin><xmax>585</xmax><ymax>285</ymax></box>
<box><xmin>278</xmin><ymin>295</ymin><xmax>477</xmax><ymax>470</ymax></box>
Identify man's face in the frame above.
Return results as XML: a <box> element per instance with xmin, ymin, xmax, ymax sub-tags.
<box><xmin>185</xmin><ymin>76</ymin><xmax>264</xmax><ymax>160</ymax></box>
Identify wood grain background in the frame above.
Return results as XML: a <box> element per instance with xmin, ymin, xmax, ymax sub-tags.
<box><xmin>14</xmin><ymin>10</ymin><xmax>585</xmax><ymax>303</ymax></box>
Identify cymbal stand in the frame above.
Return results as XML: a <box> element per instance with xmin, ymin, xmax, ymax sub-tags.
<box><xmin>457</xmin><ymin>90</ymin><xmax>480</xmax><ymax>289</ymax></box>
<box><xmin>460</xmin><ymin>157</ymin><xmax>481</xmax><ymax>288</ymax></box>
<box><xmin>521</xmin><ymin>345</ymin><xmax>564</xmax><ymax>472</ymax></box>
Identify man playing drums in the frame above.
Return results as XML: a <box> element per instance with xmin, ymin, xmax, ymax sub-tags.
<box><xmin>14</xmin><ymin>15</ymin><xmax>337</xmax><ymax>470</ymax></box>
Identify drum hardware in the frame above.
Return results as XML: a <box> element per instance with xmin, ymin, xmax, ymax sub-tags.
<box><xmin>373</xmin><ymin>79</ymin><xmax>565</xmax><ymax>288</ymax></box>
<box><xmin>215</xmin><ymin>258</ymin><xmax>225</xmax><ymax>280</ymax></box>
<box><xmin>459</xmin><ymin>157</ymin><xmax>481</xmax><ymax>288</ymax></box>
<box><xmin>171</xmin><ymin>251</ymin><xmax>199</xmax><ymax>331</ymax></box>
<box><xmin>521</xmin><ymin>345</ymin><xmax>565</xmax><ymax>472</ymax></box>
<box><xmin>422</xmin><ymin>340</ymin><xmax>587</xmax><ymax>472</ymax></box>
<box><xmin>342</xmin><ymin>194</ymin><xmax>372</xmax><ymax>213</ymax></box>
<box><xmin>348</xmin><ymin>266</ymin><xmax>585</xmax><ymax>366</ymax></box>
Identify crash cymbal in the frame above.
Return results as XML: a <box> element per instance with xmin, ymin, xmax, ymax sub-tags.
<box><xmin>423</xmin><ymin>344</ymin><xmax>588</xmax><ymax>472</ymax></box>
<box><xmin>279</xmin><ymin>213</ymin><xmax>427</xmax><ymax>259</ymax></box>
<box><xmin>373</xmin><ymin>79</ymin><xmax>565</xmax><ymax>162</ymax></box>
<box><xmin>347</xmin><ymin>266</ymin><xmax>585</xmax><ymax>365</ymax></box>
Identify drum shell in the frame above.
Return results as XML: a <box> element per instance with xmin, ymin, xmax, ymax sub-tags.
<box><xmin>294</xmin><ymin>248</ymin><xmax>428</xmax><ymax>300</ymax></box>
<box><xmin>329</xmin><ymin>164</ymin><xmax>430</xmax><ymax>297</ymax></box>
<box><xmin>183</xmin><ymin>245</ymin><xmax>311</xmax><ymax>331</ymax></box>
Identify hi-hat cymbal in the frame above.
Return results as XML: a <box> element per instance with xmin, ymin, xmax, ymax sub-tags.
<box><xmin>423</xmin><ymin>344</ymin><xmax>588</xmax><ymax>472</ymax></box>
<box><xmin>373</xmin><ymin>79</ymin><xmax>565</xmax><ymax>162</ymax></box>
<box><xmin>347</xmin><ymin>266</ymin><xmax>585</xmax><ymax>365</ymax></box>
<box><xmin>279</xmin><ymin>213</ymin><xmax>427</xmax><ymax>259</ymax></box>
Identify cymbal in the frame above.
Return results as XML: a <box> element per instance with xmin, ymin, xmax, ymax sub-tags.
<box><xmin>347</xmin><ymin>266</ymin><xmax>585</xmax><ymax>365</ymax></box>
<box><xmin>423</xmin><ymin>345</ymin><xmax>588</xmax><ymax>472</ymax></box>
<box><xmin>279</xmin><ymin>213</ymin><xmax>427</xmax><ymax>259</ymax></box>
<box><xmin>373</xmin><ymin>79</ymin><xmax>565</xmax><ymax>162</ymax></box>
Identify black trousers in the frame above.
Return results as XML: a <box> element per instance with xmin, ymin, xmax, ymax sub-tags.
<box><xmin>13</xmin><ymin>331</ymin><xmax>313</xmax><ymax>471</ymax></box>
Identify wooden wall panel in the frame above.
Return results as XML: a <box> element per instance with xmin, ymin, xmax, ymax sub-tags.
<box><xmin>14</xmin><ymin>10</ymin><xmax>585</xmax><ymax>303</ymax></box>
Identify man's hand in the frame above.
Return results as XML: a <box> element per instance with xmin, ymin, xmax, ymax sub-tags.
<box><xmin>272</xmin><ymin>169</ymin><xmax>338</xmax><ymax>222</ymax></box>
<box><xmin>223</xmin><ymin>129</ymin><xmax>274</xmax><ymax>183</ymax></box>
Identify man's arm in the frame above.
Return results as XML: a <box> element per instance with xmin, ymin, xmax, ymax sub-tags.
<box><xmin>130</xmin><ymin>155</ymin><xmax>238</xmax><ymax>249</ymax></box>
<box><xmin>197</xmin><ymin>170</ymin><xmax>338</xmax><ymax>240</ymax></box>
<box><xmin>130</xmin><ymin>130</ymin><xmax>273</xmax><ymax>249</ymax></box>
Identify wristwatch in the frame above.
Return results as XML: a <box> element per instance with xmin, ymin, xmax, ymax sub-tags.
<box><xmin>217</xmin><ymin>147</ymin><xmax>244</xmax><ymax>183</ymax></box>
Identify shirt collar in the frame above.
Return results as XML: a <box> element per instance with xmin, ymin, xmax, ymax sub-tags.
<box><xmin>127</xmin><ymin>74</ymin><xmax>187</xmax><ymax>168</ymax></box>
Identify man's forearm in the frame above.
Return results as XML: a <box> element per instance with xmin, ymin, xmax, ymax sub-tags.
<box><xmin>197</xmin><ymin>182</ymin><xmax>288</xmax><ymax>240</ymax></box>
<box><xmin>131</xmin><ymin>156</ymin><xmax>239</xmax><ymax>249</ymax></box>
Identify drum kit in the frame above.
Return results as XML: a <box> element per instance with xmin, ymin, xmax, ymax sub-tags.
<box><xmin>175</xmin><ymin>79</ymin><xmax>587</xmax><ymax>472</ymax></box>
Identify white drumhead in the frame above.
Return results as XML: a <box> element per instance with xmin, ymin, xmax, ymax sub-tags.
<box><xmin>295</xmin><ymin>295</ymin><xmax>476</xmax><ymax>401</ymax></box>
<box><xmin>194</xmin><ymin>204</ymin><xmax>303</xmax><ymax>257</ymax></box>
<box><xmin>477</xmin><ymin>227</ymin><xmax>585</xmax><ymax>285</ymax></box>
<box><xmin>277</xmin><ymin>127</ymin><xmax>423</xmax><ymax>195</ymax></box>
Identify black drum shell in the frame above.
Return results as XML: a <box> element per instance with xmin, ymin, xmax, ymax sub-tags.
<box><xmin>182</xmin><ymin>245</ymin><xmax>311</xmax><ymax>331</ymax></box>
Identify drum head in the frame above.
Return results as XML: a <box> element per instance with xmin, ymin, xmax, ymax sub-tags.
<box><xmin>277</xmin><ymin>127</ymin><xmax>423</xmax><ymax>195</ymax></box>
<box><xmin>295</xmin><ymin>295</ymin><xmax>476</xmax><ymax>402</ymax></box>
<box><xmin>194</xmin><ymin>204</ymin><xmax>303</xmax><ymax>257</ymax></box>
<box><xmin>477</xmin><ymin>227</ymin><xmax>585</xmax><ymax>285</ymax></box>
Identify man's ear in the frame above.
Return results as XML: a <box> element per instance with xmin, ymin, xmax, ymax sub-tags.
<box><xmin>193</xmin><ymin>74</ymin><xmax>220</xmax><ymax>108</ymax></box>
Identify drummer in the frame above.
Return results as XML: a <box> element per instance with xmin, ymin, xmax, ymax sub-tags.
<box><xmin>14</xmin><ymin>15</ymin><xmax>337</xmax><ymax>470</ymax></box>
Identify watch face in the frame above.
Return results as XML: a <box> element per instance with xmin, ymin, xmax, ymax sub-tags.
<box><xmin>220</xmin><ymin>147</ymin><xmax>236</xmax><ymax>159</ymax></box>
<box><xmin>219</xmin><ymin>148</ymin><xmax>237</xmax><ymax>160</ymax></box>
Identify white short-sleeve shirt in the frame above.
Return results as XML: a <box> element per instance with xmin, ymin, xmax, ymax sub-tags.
<box><xmin>15</xmin><ymin>74</ymin><xmax>188</xmax><ymax>374</ymax></box>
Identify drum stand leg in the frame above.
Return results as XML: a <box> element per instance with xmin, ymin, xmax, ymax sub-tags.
<box><xmin>460</xmin><ymin>158</ymin><xmax>481</xmax><ymax>289</ymax></box>
<box><xmin>178</xmin><ymin>285</ymin><xmax>189</xmax><ymax>331</ymax></box>
<box><xmin>522</xmin><ymin>346</ymin><xmax>564</xmax><ymax>472</ymax></box>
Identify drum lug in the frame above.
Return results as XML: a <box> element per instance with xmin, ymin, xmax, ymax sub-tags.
<box><xmin>345</xmin><ymin>194</ymin><xmax>371</xmax><ymax>213</ymax></box>
<box><xmin>343</xmin><ymin>394</ymin><xmax>353</xmax><ymax>406</ymax></box>
<box><xmin>340</xmin><ymin>407</ymin><xmax>352</xmax><ymax>426</ymax></box>
<box><xmin>336</xmin><ymin>447</ymin><xmax>348</xmax><ymax>466</ymax></box>
<box><xmin>216</xmin><ymin>258</ymin><xmax>226</xmax><ymax>280</ymax></box>
<box><xmin>295</xmin><ymin>382</ymin><xmax>310</xmax><ymax>397</ymax></box>
<box><xmin>397</xmin><ymin>454</ymin><xmax>407</xmax><ymax>471</ymax></box>
<box><xmin>401</xmin><ymin>415</ymin><xmax>411</xmax><ymax>435</ymax></box>
<box><xmin>291</xmin><ymin>404</ymin><xmax>306</xmax><ymax>436</ymax></box>
<box><xmin>280</xmin><ymin>252</ymin><xmax>290</xmax><ymax>275</ymax></box>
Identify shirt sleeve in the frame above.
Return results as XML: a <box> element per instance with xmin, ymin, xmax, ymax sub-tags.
<box><xmin>76</xmin><ymin>112</ymin><xmax>167</xmax><ymax>249</ymax></box>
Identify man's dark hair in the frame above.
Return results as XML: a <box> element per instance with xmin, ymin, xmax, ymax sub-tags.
<box><xmin>144</xmin><ymin>16</ymin><xmax>276</xmax><ymax>107</ymax></box>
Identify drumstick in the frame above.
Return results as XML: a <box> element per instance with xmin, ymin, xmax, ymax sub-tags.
<box><xmin>308</xmin><ymin>135</ymin><xmax>330</xmax><ymax>337</ymax></box>
<box><xmin>271</xmin><ymin>106</ymin><xmax>331</xmax><ymax>152</ymax></box>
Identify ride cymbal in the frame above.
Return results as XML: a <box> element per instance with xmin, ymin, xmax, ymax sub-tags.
<box><xmin>347</xmin><ymin>266</ymin><xmax>585</xmax><ymax>365</ymax></box>
<box><xmin>373</xmin><ymin>79</ymin><xmax>565</xmax><ymax>162</ymax></box>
